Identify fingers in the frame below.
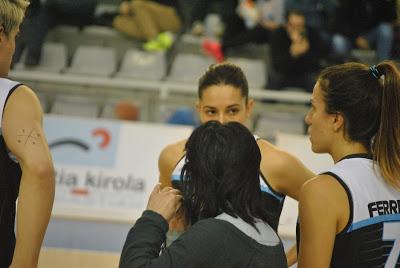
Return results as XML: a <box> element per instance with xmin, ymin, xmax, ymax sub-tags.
<box><xmin>160</xmin><ymin>186</ymin><xmax>181</xmax><ymax>195</ymax></box>
<box><xmin>174</xmin><ymin>194</ymin><xmax>183</xmax><ymax>211</ymax></box>
<box><xmin>152</xmin><ymin>184</ymin><xmax>181</xmax><ymax>194</ymax></box>
<box><xmin>151</xmin><ymin>183</ymin><xmax>161</xmax><ymax>195</ymax></box>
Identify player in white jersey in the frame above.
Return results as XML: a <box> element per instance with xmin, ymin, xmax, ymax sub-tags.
<box><xmin>0</xmin><ymin>1</ymin><xmax>55</xmax><ymax>267</ymax></box>
<box><xmin>297</xmin><ymin>61</ymin><xmax>400</xmax><ymax>267</ymax></box>
<box><xmin>158</xmin><ymin>62</ymin><xmax>315</xmax><ymax>262</ymax></box>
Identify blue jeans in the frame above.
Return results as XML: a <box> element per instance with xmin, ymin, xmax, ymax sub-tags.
<box><xmin>332</xmin><ymin>23</ymin><xmax>394</xmax><ymax>61</ymax></box>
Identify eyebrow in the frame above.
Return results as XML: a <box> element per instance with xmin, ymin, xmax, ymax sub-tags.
<box><xmin>226</xmin><ymin>104</ymin><xmax>240</xmax><ymax>108</ymax></box>
<box><xmin>203</xmin><ymin>104</ymin><xmax>240</xmax><ymax>109</ymax></box>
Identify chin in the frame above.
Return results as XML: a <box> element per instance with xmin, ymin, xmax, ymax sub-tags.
<box><xmin>312</xmin><ymin>144</ymin><xmax>329</xmax><ymax>154</ymax></box>
<box><xmin>311</xmin><ymin>143</ymin><xmax>322</xmax><ymax>154</ymax></box>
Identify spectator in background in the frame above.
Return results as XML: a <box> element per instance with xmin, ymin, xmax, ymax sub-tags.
<box><xmin>392</xmin><ymin>0</ymin><xmax>400</xmax><ymax>59</ymax></box>
<box><xmin>267</xmin><ymin>9</ymin><xmax>328</xmax><ymax>91</ymax></box>
<box><xmin>11</xmin><ymin>0</ymin><xmax>41</xmax><ymax>66</ymax></box>
<box><xmin>0</xmin><ymin>1</ymin><xmax>55</xmax><ymax>267</ymax></box>
<box><xmin>13</xmin><ymin>0</ymin><xmax>99</xmax><ymax>67</ymax></box>
<box><xmin>284</xmin><ymin>0</ymin><xmax>337</xmax><ymax>53</ymax></box>
<box><xmin>203</xmin><ymin>0</ymin><xmax>285</xmax><ymax>62</ymax></box>
<box><xmin>332</xmin><ymin>0</ymin><xmax>397</xmax><ymax>62</ymax></box>
<box><xmin>120</xmin><ymin>121</ymin><xmax>287</xmax><ymax>267</ymax></box>
<box><xmin>112</xmin><ymin>0</ymin><xmax>182</xmax><ymax>52</ymax></box>
<box><xmin>189</xmin><ymin>0</ymin><xmax>238</xmax><ymax>36</ymax></box>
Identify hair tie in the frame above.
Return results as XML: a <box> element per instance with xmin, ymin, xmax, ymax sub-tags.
<box><xmin>369</xmin><ymin>65</ymin><xmax>380</xmax><ymax>79</ymax></box>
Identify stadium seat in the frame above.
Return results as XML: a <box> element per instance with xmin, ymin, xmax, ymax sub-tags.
<box><xmin>167</xmin><ymin>53</ymin><xmax>213</xmax><ymax>83</ymax></box>
<box><xmin>65</xmin><ymin>45</ymin><xmax>116</xmax><ymax>76</ymax></box>
<box><xmin>14</xmin><ymin>42</ymin><xmax>67</xmax><ymax>73</ymax></box>
<box><xmin>116</xmin><ymin>49</ymin><xmax>166</xmax><ymax>80</ymax></box>
<box><xmin>228</xmin><ymin>57</ymin><xmax>266</xmax><ymax>89</ymax></box>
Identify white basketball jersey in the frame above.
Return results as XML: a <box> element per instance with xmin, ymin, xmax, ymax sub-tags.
<box><xmin>326</xmin><ymin>154</ymin><xmax>400</xmax><ymax>267</ymax></box>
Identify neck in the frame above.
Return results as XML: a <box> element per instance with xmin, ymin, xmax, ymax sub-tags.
<box><xmin>330</xmin><ymin>139</ymin><xmax>369</xmax><ymax>163</ymax></box>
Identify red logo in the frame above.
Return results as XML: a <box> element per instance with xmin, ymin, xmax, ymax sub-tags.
<box><xmin>92</xmin><ymin>128</ymin><xmax>111</xmax><ymax>149</ymax></box>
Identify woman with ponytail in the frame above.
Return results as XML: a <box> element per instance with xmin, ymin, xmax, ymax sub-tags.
<box><xmin>120</xmin><ymin>121</ymin><xmax>287</xmax><ymax>267</ymax></box>
<box><xmin>298</xmin><ymin>60</ymin><xmax>400</xmax><ymax>267</ymax></box>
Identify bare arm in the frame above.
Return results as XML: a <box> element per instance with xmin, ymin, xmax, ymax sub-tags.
<box><xmin>259</xmin><ymin>141</ymin><xmax>315</xmax><ymax>200</ymax></box>
<box><xmin>3</xmin><ymin>86</ymin><xmax>55</xmax><ymax>268</ymax></box>
<box><xmin>158</xmin><ymin>141</ymin><xmax>187</xmax><ymax>231</ymax></box>
<box><xmin>260</xmin><ymin>19</ymin><xmax>280</xmax><ymax>30</ymax></box>
<box><xmin>286</xmin><ymin>244</ymin><xmax>297</xmax><ymax>267</ymax></box>
<box><xmin>158</xmin><ymin>142</ymin><xmax>184</xmax><ymax>187</ymax></box>
<box><xmin>297</xmin><ymin>175</ymin><xmax>349</xmax><ymax>268</ymax></box>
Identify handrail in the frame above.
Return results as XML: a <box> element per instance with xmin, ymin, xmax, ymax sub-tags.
<box><xmin>9</xmin><ymin>70</ymin><xmax>311</xmax><ymax>104</ymax></box>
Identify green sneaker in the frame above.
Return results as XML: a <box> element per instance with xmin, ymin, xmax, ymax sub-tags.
<box><xmin>143</xmin><ymin>32</ymin><xmax>173</xmax><ymax>52</ymax></box>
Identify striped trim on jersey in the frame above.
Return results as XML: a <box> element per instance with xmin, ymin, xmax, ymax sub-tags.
<box><xmin>325</xmin><ymin>154</ymin><xmax>400</xmax><ymax>267</ymax></box>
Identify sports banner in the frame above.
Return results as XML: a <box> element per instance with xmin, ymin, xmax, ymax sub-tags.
<box><xmin>44</xmin><ymin>115</ymin><xmax>193</xmax><ymax>222</ymax></box>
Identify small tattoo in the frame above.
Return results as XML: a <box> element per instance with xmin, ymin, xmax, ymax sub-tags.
<box><xmin>17</xmin><ymin>128</ymin><xmax>40</xmax><ymax>146</ymax></box>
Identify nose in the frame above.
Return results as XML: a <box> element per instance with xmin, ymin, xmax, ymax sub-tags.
<box><xmin>304</xmin><ymin>111</ymin><xmax>311</xmax><ymax>125</ymax></box>
<box><xmin>218</xmin><ymin>113</ymin><xmax>225</xmax><ymax>124</ymax></box>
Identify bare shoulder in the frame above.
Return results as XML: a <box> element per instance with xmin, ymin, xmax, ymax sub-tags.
<box><xmin>158</xmin><ymin>138</ymin><xmax>187</xmax><ymax>185</ymax></box>
<box><xmin>302</xmin><ymin>174</ymin><xmax>350</xmax><ymax>231</ymax></box>
<box><xmin>159</xmin><ymin>139</ymin><xmax>187</xmax><ymax>165</ymax></box>
<box><xmin>300</xmin><ymin>175</ymin><xmax>339</xmax><ymax>199</ymax></box>
<box><xmin>300</xmin><ymin>174</ymin><xmax>347</xmax><ymax>210</ymax></box>
<box><xmin>7</xmin><ymin>85</ymin><xmax>39</xmax><ymax>104</ymax></box>
<box><xmin>3</xmin><ymin>85</ymin><xmax>42</xmax><ymax>119</ymax></box>
<box><xmin>256</xmin><ymin>138</ymin><xmax>315</xmax><ymax>199</ymax></box>
<box><xmin>257</xmin><ymin>139</ymin><xmax>304</xmax><ymax>173</ymax></box>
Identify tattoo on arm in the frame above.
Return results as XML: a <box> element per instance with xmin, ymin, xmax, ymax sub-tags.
<box><xmin>17</xmin><ymin>128</ymin><xmax>41</xmax><ymax>146</ymax></box>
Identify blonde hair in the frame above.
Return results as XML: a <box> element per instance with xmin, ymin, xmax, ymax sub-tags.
<box><xmin>0</xmin><ymin>0</ymin><xmax>29</xmax><ymax>37</ymax></box>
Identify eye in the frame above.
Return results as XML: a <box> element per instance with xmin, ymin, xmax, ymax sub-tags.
<box><xmin>205</xmin><ymin>109</ymin><xmax>216</xmax><ymax>116</ymax></box>
<box><xmin>228</xmin><ymin>108</ymin><xmax>239</xmax><ymax>115</ymax></box>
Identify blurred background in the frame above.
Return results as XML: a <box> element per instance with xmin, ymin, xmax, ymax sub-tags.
<box><xmin>8</xmin><ymin>0</ymin><xmax>399</xmax><ymax>266</ymax></box>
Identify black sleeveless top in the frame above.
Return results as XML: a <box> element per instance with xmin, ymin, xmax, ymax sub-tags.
<box><xmin>0</xmin><ymin>78</ymin><xmax>22</xmax><ymax>268</ymax></box>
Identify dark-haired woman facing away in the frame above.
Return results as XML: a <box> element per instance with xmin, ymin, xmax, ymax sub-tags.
<box><xmin>119</xmin><ymin>121</ymin><xmax>287</xmax><ymax>267</ymax></box>
<box><xmin>298</xmin><ymin>61</ymin><xmax>400</xmax><ymax>267</ymax></box>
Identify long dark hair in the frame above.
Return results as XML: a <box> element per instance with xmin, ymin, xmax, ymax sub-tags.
<box><xmin>181</xmin><ymin>121</ymin><xmax>272</xmax><ymax>227</ymax></box>
<box><xmin>318</xmin><ymin>60</ymin><xmax>400</xmax><ymax>189</ymax></box>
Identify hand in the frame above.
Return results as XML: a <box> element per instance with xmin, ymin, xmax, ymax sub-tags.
<box><xmin>191</xmin><ymin>21</ymin><xmax>204</xmax><ymax>36</ymax></box>
<box><xmin>355</xmin><ymin>36</ymin><xmax>370</xmax><ymax>50</ymax></box>
<box><xmin>169</xmin><ymin>206</ymin><xmax>190</xmax><ymax>231</ymax></box>
<box><xmin>290</xmin><ymin>38</ymin><xmax>309</xmax><ymax>57</ymax></box>
<box><xmin>119</xmin><ymin>2</ymin><xmax>130</xmax><ymax>15</ymax></box>
<box><xmin>146</xmin><ymin>184</ymin><xmax>182</xmax><ymax>222</ymax></box>
<box><xmin>289</xmin><ymin>29</ymin><xmax>303</xmax><ymax>42</ymax></box>
<box><xmin>260</xmin><ymin>20</ymin><xmax>279</xmax><ymax>30</ymax></box>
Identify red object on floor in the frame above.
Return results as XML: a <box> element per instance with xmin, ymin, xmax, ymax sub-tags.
<box><xmin>202</xmin><ymin>39</ymin><xmax>224</xmax><ymax>62</ymax></box>
<box><xmin>115</xmin><ymin>101</ymin><xmax>140</xmax><ymax>121</ymax></box>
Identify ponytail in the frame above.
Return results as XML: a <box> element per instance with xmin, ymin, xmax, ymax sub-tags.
<box><xmin>373</xmin><ymin>61</ymin><xmax>400</xmax><ymax>189</ymax></box>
